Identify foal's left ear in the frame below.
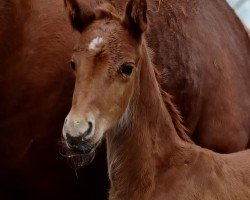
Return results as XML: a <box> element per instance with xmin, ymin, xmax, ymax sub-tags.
<box><xmin>123</xmin><ymin>0</ymin><xmax>148</xmax><ymax>38</ymax></box>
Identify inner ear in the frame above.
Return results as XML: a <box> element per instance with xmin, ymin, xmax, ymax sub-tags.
<box><xmin>64</xmin><ymin>0</ymin><xmax>95</xmax><ymax>33</ymax></box>
<box><xmin>123</xmin><ymin>0</ymin><xmax>148</xmax><ymax>38</ymax></box>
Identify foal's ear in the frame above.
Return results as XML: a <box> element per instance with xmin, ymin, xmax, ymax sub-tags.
<box><xmin>123</xmin><ymin>0</ymin><xmax>148</xmax><ymax>38</ymax></box>
<box><xmin>64</xmin><ymin>0</ymin><xmax>95</xmax><ymax>33</ymax></box>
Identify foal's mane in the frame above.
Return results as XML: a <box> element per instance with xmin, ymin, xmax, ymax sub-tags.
<box><xmin>154</xmin><ymin>68</ymin><xmax>192</xmax><ymax>143</ymax></box>
<box><xmin>97</xmin><ymin>2</ymin><xmax>192</xmax><ymax>143</ymax></box>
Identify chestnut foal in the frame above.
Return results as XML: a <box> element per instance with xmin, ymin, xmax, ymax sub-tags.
<box><xmin>63</xmin><ymin>0</ymin><xmax>250</xmax><ymax>199</ymax></box>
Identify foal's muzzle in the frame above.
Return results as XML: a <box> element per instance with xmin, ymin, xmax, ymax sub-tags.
<box><xmin>63</xmin><ymin>117</ymin><xmax>96</xmax><ymax>154</ymax></box>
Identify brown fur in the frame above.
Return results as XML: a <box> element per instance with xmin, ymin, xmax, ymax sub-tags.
<box><xmin>63</xmin><ymin>1</ymin><xmax>250</xmax><ymax>199</ymax></box>
<box><xmin>1</xmin><ymin>0</ymin><xmax>250</xmax><ymax>198</ymax></box>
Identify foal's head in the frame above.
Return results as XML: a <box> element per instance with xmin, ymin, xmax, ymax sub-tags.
<box><xmin>63</xmin><ymin>0</ymin><xmax>148</xmax><ymax>155</ymax></box>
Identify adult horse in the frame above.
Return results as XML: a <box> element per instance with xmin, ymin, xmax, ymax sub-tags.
<box><xmin>63</xmin><ymin>0</ymin><xmax>250</xmax><ymax>199</ymax></box>
<box><xmin>0</xmin><ymin>0</ymin><xmax>249</xmax><ymax>199</ymax></box>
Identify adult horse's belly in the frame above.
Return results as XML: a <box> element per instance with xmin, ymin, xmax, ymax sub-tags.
<box><xmin>0</xmin><ymin>0</ymin><xmax>249</xmax><ymax>199</ymax></box>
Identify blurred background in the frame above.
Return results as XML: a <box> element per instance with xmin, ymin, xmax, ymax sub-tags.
<box><xmin>227</xmin><ymin>0</ymin><xmax>250</xmax><ymax>29</ymax></box>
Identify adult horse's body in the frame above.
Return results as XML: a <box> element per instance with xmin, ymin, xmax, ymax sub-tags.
<box><xmin>1</xmin><ymin>0</ymin><xmax>250</xmax><ymax>199</ymax></box>
<box><xmin>146</xmin><ymin>0</ymin><xmax>250</xmax><ymax>152</ymax></box>
<box><xmin>63</xmin><ymin>1</ymin><xmax>250</xmax><ymax>199</ymax></box>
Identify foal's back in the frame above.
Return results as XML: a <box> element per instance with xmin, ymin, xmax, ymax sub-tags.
<box><xmin>192</xmin><ymin>150</ymin><xmax>250</xmax><ymax>200</ymax></box>
<box><xmin>154</xmin><ymin>148</ymin><xmax>250</xmax><ymax>200</ymax></box>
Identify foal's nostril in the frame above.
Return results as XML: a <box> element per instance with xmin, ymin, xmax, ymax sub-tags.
<box><xmin>85</xmin><ymin>121</ymin><xmax>93</xmax><ymax>136</ymax></box>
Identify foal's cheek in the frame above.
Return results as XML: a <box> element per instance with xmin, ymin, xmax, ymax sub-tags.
<box><xmin>100</xmin><ymin>78</ymin><xmax>133</xmax><ymax>128</ymax></box>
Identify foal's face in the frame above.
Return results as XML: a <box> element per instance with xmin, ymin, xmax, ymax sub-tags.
<box><xmin>63</xmin><ymin>0</ymin><xmax>147</xmax><ymax>154</ymax></box>
<box><xmin>63</xmin><ymin>19</ymin><xmax>141</xmax><ymax>153</ymax></box>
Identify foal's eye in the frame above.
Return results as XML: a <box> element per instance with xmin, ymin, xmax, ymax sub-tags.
<box><xmin>120</xmin><ymin>64</ymin><xmax>134</xmax><ymax>76</ymax></box>
<box><xmin>70</xmin><ymin>60</ymin><xmax>76</xmax><ymax>71</ymax></box>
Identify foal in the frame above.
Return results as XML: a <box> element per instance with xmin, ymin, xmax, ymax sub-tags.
<box><xmin>63</xmin><ymin>0</ymin><xmax>250</xmax><ymax>199</ymax></box>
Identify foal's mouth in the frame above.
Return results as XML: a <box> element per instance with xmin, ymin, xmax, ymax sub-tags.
<box><xmin>59</xmin><ymin>138</ymin><xmax>101</xmax><ymax>168</ymax></box>
<box><xmin>63</xmin><ymin>137</ymin><xmax>100</xmax><ymax>154</ymax></box>
<box><xmin>67</xmin><ymin>142</ymin><xmax>96</xmax><ymax>154</ymax></box>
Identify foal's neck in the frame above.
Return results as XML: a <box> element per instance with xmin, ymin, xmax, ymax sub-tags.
<box><xmin>106</xmin><ymin>41</ymin><xmax>190</xmax><ymax>199</ymax></box>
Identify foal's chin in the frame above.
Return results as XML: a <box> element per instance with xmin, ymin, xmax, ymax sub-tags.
<box><xmin>60</xmin><ymin>139</ymin><xmax>102</xmax><ymax>169</ymax></box>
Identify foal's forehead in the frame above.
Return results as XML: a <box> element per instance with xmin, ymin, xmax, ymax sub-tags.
<box><xmin>77</xmin><ymin>19</ymin><xmax>137</xmax><ymax>53</ymax></box>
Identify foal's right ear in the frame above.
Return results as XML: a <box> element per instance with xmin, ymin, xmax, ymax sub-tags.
<box><xmin>64</xmin><ymin>0</ymin><xmax>95</xmax><ymax>33</ymax></box>
<box><xmin>123</xmin><ymin>0</ymin><xmax>148</xmax><ymax>38</ymax></box>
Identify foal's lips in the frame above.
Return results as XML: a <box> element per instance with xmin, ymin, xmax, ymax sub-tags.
<box><xmin>68</xmin><ymin>143</ymin><xmax>94</xmax><ymax>155</ymax></box>
<box><xmin>66</xmin><ymin>139</ymin><xmax>100</xmax><ymax>155</ymax></box>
